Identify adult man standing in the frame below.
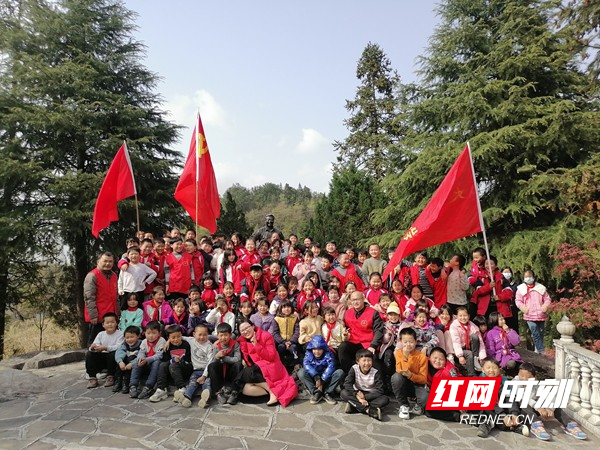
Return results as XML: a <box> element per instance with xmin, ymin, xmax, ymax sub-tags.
<box><xmin>83</xmin><ymin>252</ymin><xmax>118</xmax><ymax>344</ymax></box>
<box><xmin>252</xmin><ymin>214</ymin><xmax>284</xmax><ymax>243</ymax></box>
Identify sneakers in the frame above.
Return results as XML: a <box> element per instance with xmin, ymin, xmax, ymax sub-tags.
<box><xmin>564</xmin><ymin>421</ymin><xmax>587</xmax><ymax>440</ymax></box>
<box><xmin>173</xmin><ymin>389</ymin><xmax>185</xmax><ymax>403</ymax></box>
<box><xmin>149</xmin><ymin>388</ymin><xmax>168</xmax><ymax>402</ymax></box>
<box><xmin>104</xmin><ymin>376</ymin><xmax>115</xmax><ymax>388</ymax></box>
<box><xmin>310</xmin><ymin>391</ymin><xmax>323</xmax><ymax>405</ymax></box>
<box><xmin>368</xmin><ymin>407</ymin><xmax>382</xmax><ymax>421</ymax></box>
<box><xmin>198</xmin><ymin>389</ymin><xmax>210</xmax><ymax>408</ymax></box>
<box><xmin>121</xmin><ymin>383</ymin><xmax>129</xmax><ymax>394</ymax></box>
<box><xmin>514</xmin><ymin>424</ymin><xmax>529</xmax><ymax>437</ymax></box>
<box><xmin>398</xmin><ymin>405</ymin><xmax>410</xmax><ymax>420</ymax></box>
<box><xmin>112</xmin><ymin>379</ymin><xmax>122</xmax><ymax>393</ymax></box>
<box><xmin>138</xmin><ymin>386</ymin><xmax>153</xmax><ymax>400</ymax></box>
<box><xmin>474</xmin><ymin>357</ymin><xmax>482</xmax><ymax>372</ymax></box>
<box><xmin>226</xmin><ymin>390</ymin><xmax>239</xmax><ymax>405</ymax></box>
<box><xmin>129</xmin><ymin>385</ymin><xmax>139</xmax><ymax>398</ymax></box>
<box><xmin>344</xmin><ymin>402</ymin><xmax>357</xmax><ymax>414</ymax></box>
<box><xmin>323</xmin><ymin>393</ymin><xmax>337</xmax><ymax>405</ymax></box>
<box><xmin>87</xmin><ymin>378</ymin><xmax>98</xmax><ymax>389</ymax></box>
<box><xmin>411</xmin><ymin>404</ymin><xmax>424</xmax><ymax>416</ymax></box>
<box><xmin>217</xmin><ymin>388</ymin><xmax>229</xmax><ymax>405</ymax></box>
<box><xmin>180</xmin><ymin>396</ymin><xmax>192</xmax><ymax>408</ymax></box>
<box><xmin>531</xmin><ymin>421</ymin><xmax>551</xmax><ymax>441</ymax></box>
<box><xmin>477</xmin><ymin>422</ymin><xmax>493</xmax><ymax>438</ymax></box>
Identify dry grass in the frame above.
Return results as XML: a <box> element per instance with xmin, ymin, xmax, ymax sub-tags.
<box><xmin>4</xmin><ymin>318</ymin><xmax>80</xmax><ymax>359</ymax></box>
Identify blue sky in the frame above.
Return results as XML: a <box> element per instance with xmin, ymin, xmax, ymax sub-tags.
<box><xmin>124</xmin><ymin>1</ymin><xmax>441</xmax><ymax>194</ymax></box>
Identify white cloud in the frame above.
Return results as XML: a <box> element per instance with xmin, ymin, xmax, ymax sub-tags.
<box><xmin>295</xmin><ymin>128</ymin><xmax>330</xmax><ymax>154</ymax></box>
<box><xmin>166</xmin><ymin>89</ymin><xmax>228</xmax><ymax>130</ymax></box>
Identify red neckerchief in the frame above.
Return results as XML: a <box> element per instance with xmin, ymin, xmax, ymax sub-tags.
<box><xmin>173</xmin><ymin>312</ymin><xmax>185</xmax><ymax>325</ymax></box>
<box><xmin>147</xmin><ymin>339</ymin><xmax>158</xmax><ymax>357</ymax></box>
<box><xmin>325</xmin><ymin>321</ymin><xmax>337</xmax><ymax>344</ymax></box>
<box><xmin>127</xmin><ymin>307</ymin><xmax>138</xmax><ymax>312</ymax></box>
<box><xmin>219</xmin><ymin>311</ymin><xmax>226</xmax><ymax>323</ymax></box>
<box><xmin>459</xmin><ymin>322</ymin><xmax>471</xmax><ymax>349</ymax></box>
<box><xmin>151</xmin><ymin>301</ymin><xmax>160</xmax><ymax>321</ymax></box>
<box><xmin>500</xmin><ymin>328</ymin><xmax>508</xmax><ymax>348</ymax></box>
<box><xmin>217</xmin><ymin>339</ymin><xmax>236</xmax><ymax>376</ymax></box>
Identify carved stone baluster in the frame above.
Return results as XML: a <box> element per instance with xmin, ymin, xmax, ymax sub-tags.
<box><xmin>590</xmin><ymin>362</ymin><xmax>600</xmax><ymax>425</ymax></box>
<box><xmin>579</xmin><ymin>359</ymin><xmax>592</xmax><ymax>417</ymax></box>
<box><xmin>568</xmin><ymin>355</ymin><xmax>581</xmax><ymax>412</ymax></box>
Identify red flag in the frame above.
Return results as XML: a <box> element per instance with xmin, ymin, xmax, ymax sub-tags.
<box><xmin>92</xmin><ymin>143</ymin><xmax>137</xmax><ymax>238</ymax></box>
<box><xmin>174</xmin><ymin>114</ymin><xmax>220</xmax><ymax>233</ymax></box>
<box><xmin>383</xmin><ymin>145</ymin><xmax>483</xmax><ymax>280</ymax></box>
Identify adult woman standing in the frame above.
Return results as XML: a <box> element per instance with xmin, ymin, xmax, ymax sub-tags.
<box><xmin>231</xmin><ymin>320</ymin><xmax>298</xmax><ymax>407</ymax></box>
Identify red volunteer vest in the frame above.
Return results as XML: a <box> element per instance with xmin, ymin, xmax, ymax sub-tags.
<box><xmin>344</xmin><ymin>306</ymin><xmax>377</xmax><ymax>349</ymax></box>
<box><xmin>85</xmin><ymin>268</ymin><xmax>118</xmax><ymax>322</ymax></box>
<box><xmin>332</xmin><ymin>264</ymin><xmax>365</xmax><ymax>291</ymax></box>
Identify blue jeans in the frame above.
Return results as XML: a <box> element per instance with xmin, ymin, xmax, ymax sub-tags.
<box><xmin>297</xmin><ymin>368</ymin><xmax>344</xmax><ymax>395</ymax></box>
<box><xmin>130</xmin><ymin>358</ymin><xmax>161</xmax><ymax>388</ymax></box>
<box><xmin>184</xmin><ymin>369</ymin><xmax>211</xmax><ymax>399</ymax></box>
<box><xmin>527</xmin><ymin>321</ymin><xmax>545</xmax><ymax>352</ymax></box>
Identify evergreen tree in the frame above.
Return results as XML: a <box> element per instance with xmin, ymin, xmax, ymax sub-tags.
<box><xmin>334</xmin><ymin>42</ymin><xmax>410</xmax><ymax>181</ymax></box>
<box><xmin>373</xmin><ymin>0</ymin><xmax>600</xmax><ymax>281</ymax></box>
<box><xmin>217</xmin><ymin>191</ymin><xmax>252</xmax><ymax>238</ymax></box>
<box><xmin>306</xmin><ymin>165</ymin><xmax>384</xmax><ymax>248</ymax></box>
<box><xmin>0</xmin><ymin>0</ymin><xmax>183</xmax><ymax>346</ymax></box>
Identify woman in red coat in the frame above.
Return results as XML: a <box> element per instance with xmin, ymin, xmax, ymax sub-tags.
<box><xmin>233</xmin><ymin>320</ymin><xmax>298</xmax><ymax>407</ymax></box>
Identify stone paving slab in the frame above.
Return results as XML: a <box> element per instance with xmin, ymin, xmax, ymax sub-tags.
<box><xmin>0</xmin><ymin>362</ymin><xmax>598</xmax><ymax>450</ymax></box>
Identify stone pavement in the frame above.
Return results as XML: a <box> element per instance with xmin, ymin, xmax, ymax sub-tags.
<box><xmin>0</xmin><ymin>362</ymin><xmax>598</xmax><ymax>450</ymax></box>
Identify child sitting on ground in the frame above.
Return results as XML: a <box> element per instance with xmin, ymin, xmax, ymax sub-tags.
<box><xmin>476</xmin><ymin>357</ymin><xmax>509</xmax><ymax>438</ymax></box>
<box><xmin>177</xmin><ymin>324</ymin><xmax>214</xmax><ymax>408</ymax></box>
<box><xmin>85</xmin><ymin>312</ymin><xmax>123</xmax><ymax>388</ymax></box>
<box><xmin>392</xmin><ymin>327</ymin><xmax>429</xmax><ymax>420</ymax></box>
<box><xmin>485</xmin><ymin>312</ymin><xmax>522</xmax><ymax>371</ymax></box>
<box><xmin>129</xmin><ymin>320</ymin><xmax>166</xmax><ymax>399</ymax></box>
<box><xmin>207</xmin><ymin>323</ymin><xmax>243</xmax><ymax>406</ymax></box>
<box><xmin>340</xmin><ymin>348</ymin><xmax>388</xmax><ymax>421</ymax></box>
<box><xmin>507</xmin><ymin>362</ymin><xmax>587</xmax><ymax>441</ymax></box>
<box><xmin>113</xmin><ymin>325</ymin><xmax>142</xmax><ymax>393</ymax></box>
<box><xmin>298</xmin><ymin>335</ymin><xmax>344</xmax><ymax>405</ymax></box>
<box><xmin>149</xmin><ymin>324</ymin><xmax>193</xmax><ymax>402</ymax></box>
<box><xmin>449</xmin><ymin>306</ymin><xmax>486</xmax><ymax>376</ymax></box>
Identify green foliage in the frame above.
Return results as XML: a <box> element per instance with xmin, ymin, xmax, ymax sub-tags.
<box><xmin>224</xmin><ymin>183</ymin><xmax>322</xmax><ymax>237</ymax></box>
<box><xmin>216</xmin><ymin>191</ymin><xmax>252</xmax><ymax>238</ymax></box>
<box><xmin>0</xmin><ymin>0</ymin><xmax>183</xmax><ymax>347</ymax></box>
<box><xmin>334</xmin><ymin>43</ymin><xmax>411</xmax><ymax>181</ymax></box>
<box><xmin>372</xmin><ymin>0</ymin><xmax>599</xmax><ymax>283</ymax></box>
<box><xmin>306</xmin><ymin>165</ymin><xmax>385</xmax><ymax>248</ymax></box>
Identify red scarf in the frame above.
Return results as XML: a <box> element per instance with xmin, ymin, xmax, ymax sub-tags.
<box><xmin>127</xmin><ymin>307</ymin><xmax>138</xmax><ymax>312</ymax></box>
<box><xmin>459</xmin><ymin>322</ymin><xmax>471</xmax><ymax>350</ymax></box>
<box><xmin>324</xmin><ymin>321</ymin><xmax>337</xmax><ymax>344</ymax></box>
<box><xmin>217</xmin><ymin>339</ymin><xmax>236</xmax><ymax>376</ymax></box>
<box><xmin>173</xmin><ymin>312</ymin><xmax>185</xmax><ymax>325</ymax></box>
<box><xmin>147</xmin><ymin>339</ymin><xmax>158</xmax><ymax>357</ymax></box>
<box><xmin>151</xmin><ymin>301</ymin><xmax>160</xmax><ymax>321</ymax></box>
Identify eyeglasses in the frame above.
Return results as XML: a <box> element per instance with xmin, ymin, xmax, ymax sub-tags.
<box><xmin>239</xmin><ymin>327</ymin><xmax>253</xmax><ymax>334</ymax></box>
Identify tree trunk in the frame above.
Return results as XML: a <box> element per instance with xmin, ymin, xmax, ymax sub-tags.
<box><xmin>0</xmin><ymin>263</ymin><xmax>8</xmax><ymax>360</ymax></box>
<box><xmin>74</xmin><ymin>234</ymin><xmax>89</xmax><ymax>348</ymax></box>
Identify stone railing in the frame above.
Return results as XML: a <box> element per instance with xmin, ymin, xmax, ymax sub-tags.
<box><xmin>554</xmin><ymin>316</ymin><xmax>600</xmax><ymax>438</ymax></box>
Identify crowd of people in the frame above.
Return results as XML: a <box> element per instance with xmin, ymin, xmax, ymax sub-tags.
<box><xmin>81</xmin><ymin>214</ymin><xmax>587</xmax><ymax>441</ymax></box>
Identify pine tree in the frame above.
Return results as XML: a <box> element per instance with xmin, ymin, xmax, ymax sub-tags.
<box><xmin>217</xmin><ymin>192</ymin><xmax>252</xmax><ymax>238</ymax></box>
<box><xmin>306</xmin><ymin>165</ymin><xmax>384</xmax><ymax>248</ymax></box>
<box><xmin>0</xmin><ymin>0</ymin><xmax>184</xmax><ymax>346</ymax></box>
<box><xmin>373</xmin><ymin>0</ymin><xmax>600</xmax><ymax>280</ymax></box>
<box><xmin>334</xmin><ymin>42</ymin><xmax>410</xmax><ymax>181</ymax></box>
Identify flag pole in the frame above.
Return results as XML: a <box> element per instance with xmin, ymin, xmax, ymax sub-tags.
<box><xmin>195</xmin><ymin>112</ymin><xmax>200</xmax><ymax>238</ymax></box>
<box><xmin>466</xmin><ymin>142</ymin><xmax>495</xmax><ymax>294</ymax></box>
<box><xmin>124</xmin><ymin>140</ymin><xmax>140</xmax><ymax>234</ymax></box>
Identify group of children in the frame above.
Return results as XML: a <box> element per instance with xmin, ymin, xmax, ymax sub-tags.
<box><xmin>84</xmin><ymin>228</ymin><xmax>582</xmax><ymax>441</ymax></box>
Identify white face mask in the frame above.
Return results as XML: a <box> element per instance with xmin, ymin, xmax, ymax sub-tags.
<box><xmin>503</xmin><ymin>273</ymin><xmax>512</xmax><ymax>281</ymax></box>
<box><xmin>524</xmin><ymin>277</ymin><xmax>535</xmax><ymax>285</ymax></box>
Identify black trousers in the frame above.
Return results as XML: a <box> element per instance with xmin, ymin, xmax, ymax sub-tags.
<box><xmin>207</xmin><ymin>360</ymin><xmax>243</xmax><ymax>393</ymax></box>
<box><xmin>156</xmin><ymin>361</ymin><xmax>193</xmax><ymax>390</ymax></box>
<box><xmin>340</xmin><ymin>388</ymin><xmax>389</xmax><ymax>413</ymax></box>
<box><xmin>85</xmin><ymin>351</ymin><xmax>117</xmax><ymax>378</ymax></box>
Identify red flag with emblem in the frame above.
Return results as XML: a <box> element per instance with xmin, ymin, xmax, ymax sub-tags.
<box><xmin>383</xmin><ymin>145</ymin><xmax>483</xmax><ymax>281</ymax></box>
<box><xmin>174</xmin><ymin>113</ymin><xmax>220</xmax><ymax>233</ymax></box>
<box><xmin>92</xmin><ymin>142</ymin><xmax>137</xmax><ymax>238</ymax></box>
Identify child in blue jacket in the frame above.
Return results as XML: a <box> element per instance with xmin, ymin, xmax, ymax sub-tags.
<box><xmin>297</xmin><ymin>335</ymin><xmax>344</xmax><ymax>405</ymax></box>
